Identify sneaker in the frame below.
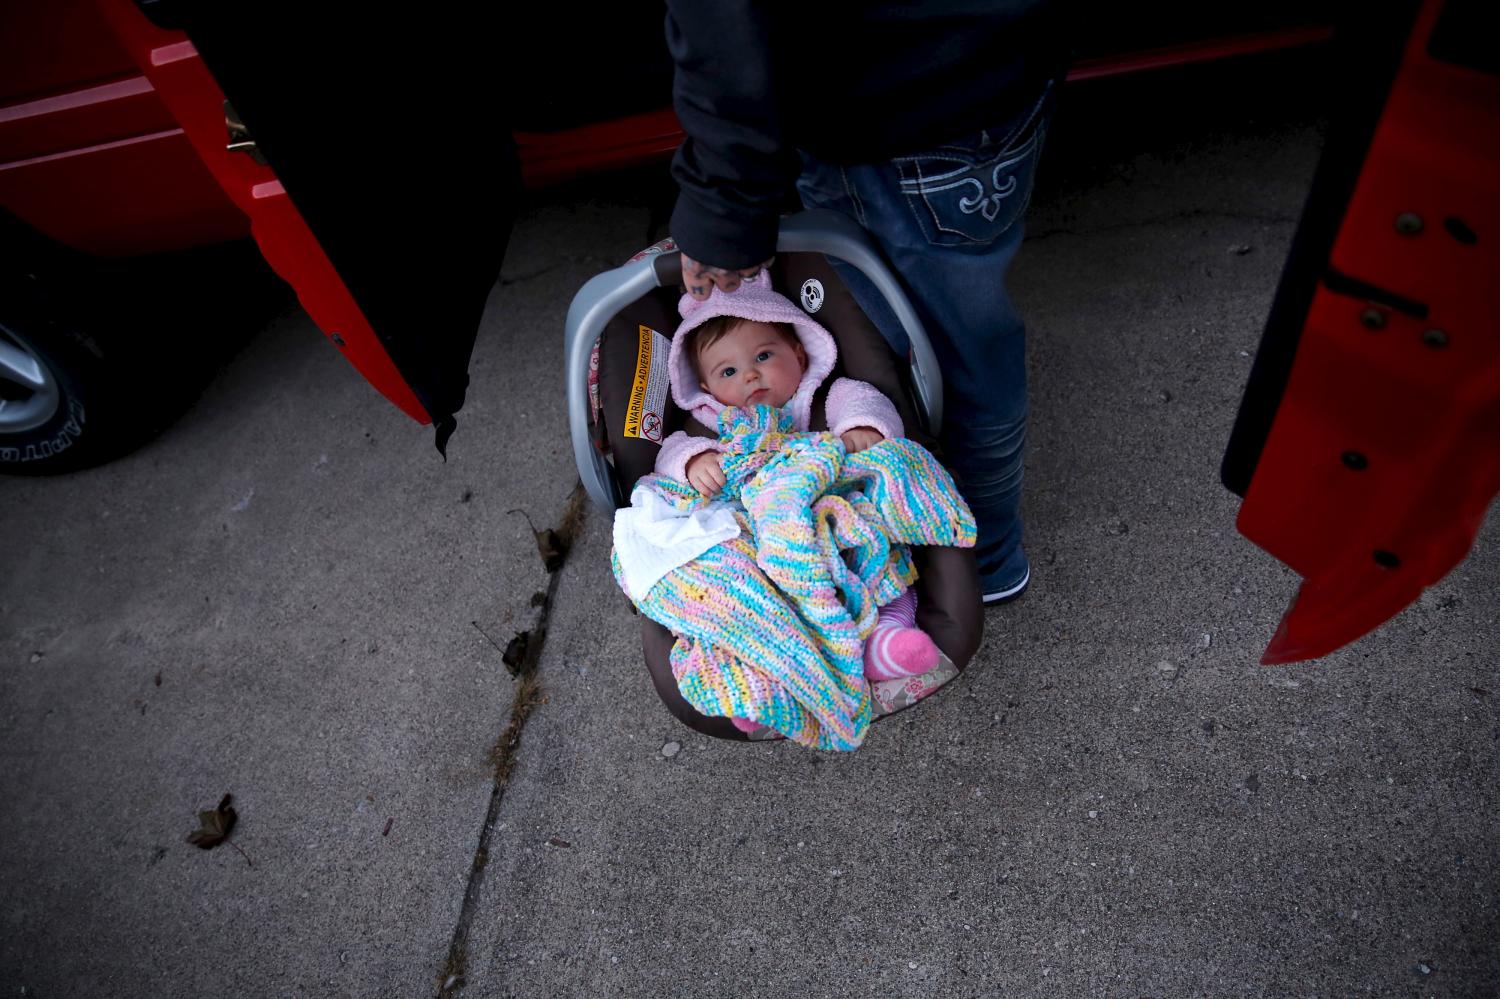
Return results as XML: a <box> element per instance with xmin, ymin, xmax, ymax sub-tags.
<box><xmin>981</xmin><ymin>563</ymin><xmax>1031</xmax><ymax>606</ymax></box>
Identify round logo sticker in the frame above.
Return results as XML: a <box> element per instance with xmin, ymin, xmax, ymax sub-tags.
<box><xmin>800</xmin><ymin>278</ymin><xmax>825</xmax><ymax>314</ymax></box>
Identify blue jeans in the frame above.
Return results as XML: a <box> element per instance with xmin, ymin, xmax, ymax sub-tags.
<box><xmin>795</xmin><ymin>81</ymin><xmax>1055</xmax><ymax>594</ymax></box>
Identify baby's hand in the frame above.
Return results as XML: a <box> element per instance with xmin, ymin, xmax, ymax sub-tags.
<box><xmin>686</xmin><ymin>451</ymin><xmax>726</xmax><ymax>497</ymax></box>
<box><xmin>840</xmin><ymin>427</ymin><xmax>885</xmax><ymax>453</ymax></box>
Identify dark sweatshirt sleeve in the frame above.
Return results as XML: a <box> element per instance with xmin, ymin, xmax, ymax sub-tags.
<box><xmin>664</xmin><ymin>2</ymin><xmax>802</xmax><ymax>270</ymax></box>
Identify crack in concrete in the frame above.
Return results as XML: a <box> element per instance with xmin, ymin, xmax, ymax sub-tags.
<box><xmin>436</xmin><ymin>483</ymin><xmax>589</xmax><ymax>997</ymax></box>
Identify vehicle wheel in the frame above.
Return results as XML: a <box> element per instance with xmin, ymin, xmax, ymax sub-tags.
<box><xmin>0</xmin><ymin>237</ymin><xmax>288</xmax><ymax>476</ymax></box>
<box><xmin>0</xmin><ymin>306</ymin><xmax>113</xmax><ymax>474</ymax></box>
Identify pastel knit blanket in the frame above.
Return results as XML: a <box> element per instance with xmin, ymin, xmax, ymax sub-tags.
<box><xmin>611</xmin><ymin>404</ymin><xmax>975</xmax><ymax>751</ymax></box>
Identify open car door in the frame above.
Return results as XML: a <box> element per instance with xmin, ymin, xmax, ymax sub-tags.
<box><xmin>97</xmin><ymin>0</ymin><xmax>519</xmax><ymax>453</ymax></box>
<box><xmin>1222</xmin><ymin>0</ymin><xmax>1499</xmax><ymax>663</ymax></box>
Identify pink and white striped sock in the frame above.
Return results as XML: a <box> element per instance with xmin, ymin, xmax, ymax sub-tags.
<box><xmin>863</xmin><ymin>589</ymin><xmax>939</xmax><ymax>681</ymax></box>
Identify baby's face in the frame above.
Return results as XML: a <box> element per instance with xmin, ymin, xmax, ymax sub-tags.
<box><xmin>697</xmin><ymin>320</ymin><xmax>808</xmax><ymax>409</ymax></box>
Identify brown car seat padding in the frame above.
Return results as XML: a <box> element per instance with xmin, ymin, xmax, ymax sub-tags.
<box><xmin>595</xmin><ymin>251</ymin><xmax>981</xmax><ymax>740</ymax></box>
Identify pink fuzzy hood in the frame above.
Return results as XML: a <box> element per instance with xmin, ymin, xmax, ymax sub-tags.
<box><xmin>668</xmin><ymin>270</ymin><xmax>837</xmax><ymax>432</ymax></box>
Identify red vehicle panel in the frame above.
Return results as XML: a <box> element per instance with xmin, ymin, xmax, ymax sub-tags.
<box><xmin>0</xmin><ymin>0</ymin><xmax>138</xmax><ymax>106</ymax></box>
<box><xmin>1235</xmin><ymin>0</ymin><xmax>1499</xmax><ymax>662</ymax></box>
<box><xmin>0</xmin><ymin>127</ymin><xmax>249</xmax><ymax>256</ymax></box>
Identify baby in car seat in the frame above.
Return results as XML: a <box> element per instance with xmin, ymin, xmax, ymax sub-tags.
<box><xmin>656</xmin><ymin>270</ymin><xmax>942</xmax><ymax>703</ymax></box>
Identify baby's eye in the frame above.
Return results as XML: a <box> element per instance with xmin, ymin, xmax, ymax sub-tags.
<box><xmin>719</xmin><ymin>366</ymin><xmax>736</xmax><ymax>379</ymax></box>
<box><xmin>755</xmin><ymin>351</ymin><xmax>772</xmax><ymax>362</ymax></box>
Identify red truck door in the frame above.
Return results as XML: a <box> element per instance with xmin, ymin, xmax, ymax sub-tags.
<box><xmin>97</xmin><ymin>0</ymin><xmax>519</xmax><ymax>453</ymax></box>
<box><xmin>1222</xmin><ymin>0</ymin><xmax>1499</xmax><ymax>663</ymax></box>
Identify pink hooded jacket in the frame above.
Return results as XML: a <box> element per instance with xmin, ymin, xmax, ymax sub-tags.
<box><xmin>654</xmin><ymin>270</ymin><xmax>904</xmax><ymax>481</ymax></box>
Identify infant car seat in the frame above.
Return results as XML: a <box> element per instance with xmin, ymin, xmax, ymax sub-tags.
<box><xmin>564</xmin><ymin>210</ymin><xmax>982</xmax><ymax>741</ymax></box>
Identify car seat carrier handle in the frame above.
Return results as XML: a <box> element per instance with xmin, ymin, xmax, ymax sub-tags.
<box><xmin>776</xmin><ymin>210</ymin><xmax>944</xmax><ymax>434</ymax></box>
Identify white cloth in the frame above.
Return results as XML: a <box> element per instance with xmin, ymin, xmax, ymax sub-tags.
<box><xmin>611</xmin><ymin>486</ymin><xmax>741</xmax><ymax>599</ymax></box>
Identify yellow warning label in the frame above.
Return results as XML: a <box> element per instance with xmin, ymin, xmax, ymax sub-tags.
<box><xmin>623</xmin><ymin>324</ymin><xmax>670</xmax><ymax>443</ymax></box>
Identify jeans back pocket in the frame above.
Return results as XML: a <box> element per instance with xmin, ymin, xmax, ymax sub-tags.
<box><xmin>895</xmin><ymin>117</ymin><xmax>1045</xmax><ymax>247</ymax></box>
